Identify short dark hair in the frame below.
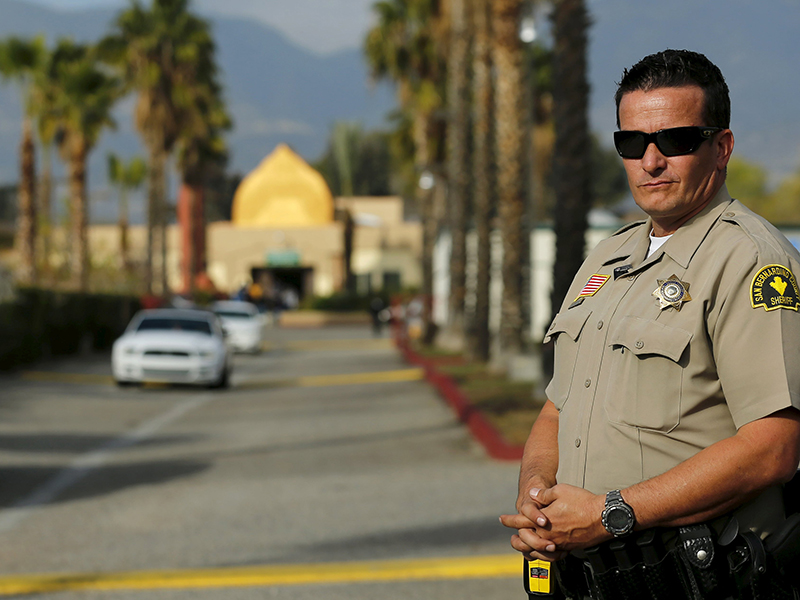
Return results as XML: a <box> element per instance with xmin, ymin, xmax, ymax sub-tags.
<box><xmin>614</xmin><ymin>49</ymin><xmax>730</xmax><ymax>129</ymax></box>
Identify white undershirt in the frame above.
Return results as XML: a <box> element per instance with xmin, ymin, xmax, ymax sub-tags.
<box><xmin>647</xmin><ymin>231</ymin><xmax>673</xmax><ymax>257</ymax></box>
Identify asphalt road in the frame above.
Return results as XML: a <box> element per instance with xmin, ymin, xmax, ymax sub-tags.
<box><xmin>0</xmin><ymin>325</ymin><xmax>525</xmax><ymax>599</ymax></box>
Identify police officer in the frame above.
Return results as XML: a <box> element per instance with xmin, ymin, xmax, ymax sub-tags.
<box><xmin>500</xmin><ymin>50</ymin><xmax>800</xmax><ymax>598</ymax></box>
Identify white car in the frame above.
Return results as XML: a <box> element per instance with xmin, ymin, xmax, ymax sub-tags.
<box><xmin>112</xmin><ymin>309</ymin><xmax>232</xmax><ymax>388</ymax></box>
<box><xmin>211</xmin><ymin>300</ymin><xmax>266</xmax><ymax>354</ymax></box>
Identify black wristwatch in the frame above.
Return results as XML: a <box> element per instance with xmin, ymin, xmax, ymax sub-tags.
<box><xmin>601</xmin><ymin>490</ymin><xmax>636</xmax><ymax>537</ymax></box>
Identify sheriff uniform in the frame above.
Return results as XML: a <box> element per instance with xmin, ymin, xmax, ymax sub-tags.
<box><xmin>545</xmin><ymin>185</ymin><xmax>800</xmax><ymax>537</ymax></box>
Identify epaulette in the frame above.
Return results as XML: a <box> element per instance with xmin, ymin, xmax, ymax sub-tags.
<box><xmin>720</xmin><ymin>201</ymin><xmax>797</xmax><ymax>259</ymax></box>
<box><xmin>610</xmin><ymin>219</ymin><xmax>647</xmax><ymax>237</ymax></box>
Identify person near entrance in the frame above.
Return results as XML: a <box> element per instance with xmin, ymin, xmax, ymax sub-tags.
<box><xmin>500</xmin><ymin>49</ymin><xmax>800</xmax><ymax>599</ymax></box>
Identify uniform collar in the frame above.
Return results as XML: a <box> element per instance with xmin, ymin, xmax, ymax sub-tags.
<box><xmin>661</xmin><ymin>185</ymin><xmax>733</xmax><ymax>269</ymax></box>
<box><xmin>601</xmin><ymin>185</ymin><xmax>733</xmax><ymax>271</ymax></box>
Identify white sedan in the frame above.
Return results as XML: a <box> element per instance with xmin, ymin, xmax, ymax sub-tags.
<box><xmin>211</xmin><ymin>300</ymin><xmax>266</xmax><ymax>354</ymax></box>
<box><xmin>112</xmin><ymin>309</ymin><xmax>232</xmax><ymax>388</ymax></box>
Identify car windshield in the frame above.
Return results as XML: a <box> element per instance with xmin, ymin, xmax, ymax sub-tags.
<box><xmin>136</xmin><ymin>317</ymin><xmax>213</xmax><ymax>335</ymax></box>
<box><xmin>214</xmin><ymin>310</ymin><xmax>254</xmax><ymax>319</ymax></box>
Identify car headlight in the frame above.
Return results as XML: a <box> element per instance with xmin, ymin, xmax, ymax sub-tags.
<box><xmin>123</xmin><ymin>347</ymin><xmax>136</xmax><ymax>355</ymax></box>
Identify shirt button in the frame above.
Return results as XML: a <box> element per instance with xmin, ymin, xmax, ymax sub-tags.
<box><xmin>725</xmin><ymin>212</ymin><xmax>735</xmax><ymax>217</ymax></box>
<box><xmin>635</xmin><ymin>340</ymin><xmax>644</xmax><ymax>349</ymax></box>
<box><xmin>575</xmin><ymin>438</ymin><xmax>582</xmax><ymax>448</ymax></box>
<box><xmin>584</xmin><ymin>379</ymin><xmax>591</xmax><ymax>388</ymax></box>
<box><xmin>597</xmin><ymin>320</ymin><xmax>604</xmax><ymax>330</ymax></box>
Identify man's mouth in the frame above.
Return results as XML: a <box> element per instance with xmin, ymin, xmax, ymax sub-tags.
<box><xmin>640</xmin><ymin>180</ymin><xmax>675</xmax><ymax>188</ymax></box>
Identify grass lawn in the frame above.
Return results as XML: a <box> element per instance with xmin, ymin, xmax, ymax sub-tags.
<box><xmin>412</xmin><ymin>345</ymin><xmax>546</xmax><ymax>447</ymax></box>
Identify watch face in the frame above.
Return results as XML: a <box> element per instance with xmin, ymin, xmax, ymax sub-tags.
<box><xmin>606</xmin><ymin>506</ymin><xmax>630</xmax><ymax>530</ymax></box>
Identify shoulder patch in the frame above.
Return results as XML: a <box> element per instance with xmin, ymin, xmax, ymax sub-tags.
<box><xmin>750</xmin><ymin>264</ymin><xmax>800</xmax><ymax>312</ymax></box>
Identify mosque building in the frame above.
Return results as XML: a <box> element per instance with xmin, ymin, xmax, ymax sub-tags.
<box><xmin>204</xmin><ymin>144</ymin><xmax>422</xmax><ymax>301</ymax></box>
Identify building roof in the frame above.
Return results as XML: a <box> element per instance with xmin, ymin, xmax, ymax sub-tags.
<box><xmin>231</xmin><ymin>144</ymin><xmax>334</xmax><ymax>228</ymax></box>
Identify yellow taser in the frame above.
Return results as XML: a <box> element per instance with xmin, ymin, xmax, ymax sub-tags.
<box><xmin>523</xmin><ymin>558</ymin><xmax>556</xmax><ymax>597</ymax></box>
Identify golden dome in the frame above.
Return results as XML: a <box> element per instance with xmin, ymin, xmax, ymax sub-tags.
<box><xmin>231</xmin><ymin>144</ymin><xmax>334</xmax><ymax>227</ymax></box>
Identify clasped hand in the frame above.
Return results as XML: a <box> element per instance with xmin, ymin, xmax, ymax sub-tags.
<box><xmin>499</xmin><ymin>484</ymin><xmax>611</xmax><ymax>562</ymax></box>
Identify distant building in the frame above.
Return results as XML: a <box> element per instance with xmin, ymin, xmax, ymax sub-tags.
<box><xmin>207</xmin><ymin>144</ymin><xmax>421</xmax><ymax>300</ymax></box>
<box><xmin>82</xmin><ymin>144</ymin><xmax>422</xmax><ymax>299</ymax></box>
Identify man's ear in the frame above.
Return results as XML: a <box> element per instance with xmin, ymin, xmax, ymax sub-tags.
<box><xmin>716</xmin><ymin>129</ymin><xmax>735</xmax><ymax>171</ymax></box>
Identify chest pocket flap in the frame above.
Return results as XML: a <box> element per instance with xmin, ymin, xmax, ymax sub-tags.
<box><xmin>605</xmin><ymin>316</ymin><xmax>692</xmax><ymax>432</ymax></box>
<box><xmin>608</xmin><ymin>316</ymin><xmax>692</xmax><ymax>362</ymax></box>
<box><xmin>544</xmin><ymin>309</ymin><xmax>593</xmax><ymax>344</ymax></box>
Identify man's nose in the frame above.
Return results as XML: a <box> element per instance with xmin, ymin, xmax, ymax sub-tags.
<box><xmin>640</xmin><ymin>141</ymin><xmax>667</xmax><ymax>172</ymax></box>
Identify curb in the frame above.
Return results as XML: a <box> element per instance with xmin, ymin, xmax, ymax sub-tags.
<box><xmin>393</xmin><ymin>333</ymin><xmax>524</xmax><ymax>461</ymax></box>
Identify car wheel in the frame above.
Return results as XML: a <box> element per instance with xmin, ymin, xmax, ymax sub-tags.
<box><xmin>115</xmin><ymin>379</ymin><xmax>135</xmax><ymax>388</ymax></box>
<box><xmin>211</xmin><ymin>367</ymin><xmax>230</xmax><ymax>389</ymax></box>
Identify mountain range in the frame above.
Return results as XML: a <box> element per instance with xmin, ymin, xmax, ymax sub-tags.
<box><xmin>0</xmin><ymin>0</ymin><xmax>799</xmax><ymax>224</ymax></box>
<box><xmin>0</xmin><ymin>0</ymin><xmax>395</xmax><ymax>222</ymax></box>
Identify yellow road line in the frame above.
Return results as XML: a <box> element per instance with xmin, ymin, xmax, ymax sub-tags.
<box><xmin>0</xmin><ymin>554</ymin><xmax>520</xmax><ymax>595</ymax></box>
<box><xmin>296</xmin><ymin>368</ymin><xmax>424</xmax><ymax>387</ymax></box>
<box><xmin>286</xmin><ymin>339</ymin><xmax>393</xmax><ymax>351</ymax></box>
<box><xmin>236</xmin><ymin>368</ymin><xmax>425</xmax><ymax>391</ymax></box>
<box><xmin>21</xmin><ymin>371</ymin><xmax>114</xmax><ymax>385</ymax></box>
<box><xmin>20</xmin><ymin>366</ymin><xmax>423</xmax><ymax>390</ymax></box>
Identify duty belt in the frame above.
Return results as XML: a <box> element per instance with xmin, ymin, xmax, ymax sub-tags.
<box><xmin>524</xmin><ymin>514</ymin><xmax>800</xmax><ymax>600</ymax></box>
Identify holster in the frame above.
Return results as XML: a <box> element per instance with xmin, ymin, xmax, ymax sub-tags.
<box><xmin>675</xmin><ymin>523</ymin><xmax>732</xmax><ymax>600</ymax></box>
<box><xmin>551</xmin><ymin>516</ymin><xmax>800</xmax><ymax>600</ymax></box>
<box><xmin>765</xmin><ymin>512</ymin><xmax>800</xmax><ymax>588</ymax></box>
<box><xmin>783</xmin><ymin>469</ymin><xmax>800</xmax><ymax>516</ymax></box>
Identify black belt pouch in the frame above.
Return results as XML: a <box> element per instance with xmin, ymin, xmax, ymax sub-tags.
<box><xmin>765</xmin><ymin>512</ymin><xmax>800</xmax><ymax>586</ymax></box>
<box><xmin>783</xmin><ymin>469</ymin><xmax>800</xmax><ymax>516</ymax></box>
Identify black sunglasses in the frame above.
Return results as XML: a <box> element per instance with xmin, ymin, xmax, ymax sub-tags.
<box><xmin>613</xmin><ymin>126</ymin><xmax>723</xmax><ymax>159</ymax></box>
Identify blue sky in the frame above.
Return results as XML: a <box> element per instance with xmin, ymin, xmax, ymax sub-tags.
<box><xmin>15</xmin><ymin>0</ymin><xmax>377</xmax><ymax>54</ymax></box>
<box><xmin>10</xmin><ymin>0</ymin><xmax>800</xmax><ymax>182</ymax></box>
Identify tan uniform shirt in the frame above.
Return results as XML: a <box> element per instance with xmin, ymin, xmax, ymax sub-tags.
<box><xmin>545</xmin><ymin>186</ymin><xmax>800</xmax><ymax>535</ymax></box>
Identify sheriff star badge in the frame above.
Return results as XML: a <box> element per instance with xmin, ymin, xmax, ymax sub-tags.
<box><xmin>653</xmin><ymin>275</ymin><xmax>692</xmax><ymax>310</ymax></box>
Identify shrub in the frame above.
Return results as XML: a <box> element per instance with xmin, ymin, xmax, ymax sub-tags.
<box><xmin>0</xmin><ymin>288</ymin><xmax>140</xmax><ymax>370</ymax></box>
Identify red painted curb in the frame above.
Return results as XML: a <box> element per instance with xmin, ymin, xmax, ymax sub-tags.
<box><xmin>394</xmin><ymin>332</ymin><xmax>524</xmax><ymax>461</ymax></box>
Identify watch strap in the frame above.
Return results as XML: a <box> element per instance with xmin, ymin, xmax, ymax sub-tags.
<box><xmin>606</xmin><ymin>489</ymin><xmax>624</xmax><ymax>506</ymax></box>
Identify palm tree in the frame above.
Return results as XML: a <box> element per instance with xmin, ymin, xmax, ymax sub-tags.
<box><xmin>492</xmin><ymin>0</ymin><xmax>530</xmax><ymax>356</ymax></box>
<box><xmin>49</xmin><ymin>39</ymin><xmax>121</xmax><ymax>291</ymax></box>
<box><xmin>33</xmin><ymin>87</ymin><xmax>59</xmax><ymax>279</ymax></box>
<box><xmin>177</xmin><ymin>103</ymin><xmax>230</xmax><ymax>295</ymax></box>
<box><xmin>365</xmin><ymin>0</ymin><xmax>447</xmax><ymax>344</ymax></box>
<box><xmin>108</xmin><ymin>153</ymin><xmax>147</xmax><ymax>271</ymax></box>
<box><xmin>171</xmin><ymin>11</ymin><xmax>230</xmax><ymax>296</ymax></box>
<box><xmin>102</xmin><ymin>0</ymin><xmax>213</xmax><ymax>296</ymax></box>
<box><xmin>0</xmin><ymin>36</ymin><xmax>47</xmax><ymax>285</ymax></box>
<box><xmin>469</xmin><ymin>0</ymin><xmax>494</xmax><ymax>361</ymax></box>
<box><xmin>444</xmin><ymin>0</ymin><xmax>471</xmax><ymax>349</ymax></box>
<box><xmin>544</xmin><ymin>0</ymin><xmax>591</xmax><ymax>377</ymax></box>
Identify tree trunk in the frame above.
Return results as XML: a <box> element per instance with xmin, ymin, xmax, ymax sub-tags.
<box><xmin>15</xmin><ymin>118</ymin><xmax>36</xmax><ymax>285</ymax></box>
<box><xmin>493</xmin><ymin>0</ymin><xmax>529</xmax><ymax>356</ymax></box>
<box><xmin>68</xmin><ymin>137</ymin><xmax>89</xmax><ymax>292</ymax></box>
<box><xmin>145</xmin><ymin>146</ymin><xmax>158</xmax><ymax>295</ymax></box>
<box><xmin>544</xmin><ymin>0</ymin><xmax>592</xmax><ymax>378</ymax></box>
<box><xmin>119</xmin><ymin>187</ymin><xmax>130</xmax><ymax>272</ymax></box>
<box><xmin>39</xmin><ymin>144</ymin><xmax>53</xmax><ymax>278</ymax></box>
<box><xmin>343</xmin><ymin>208</ymin><xmax>355</xmax><ymax>294</ymax></box>
<box><xmin>413</xmin><ymin>111</ymin><xmax>439</xmax><ymax>346</ymax></box>
<box><xmin>445</xmin><ymin>0</ymin><xmax>472</xmax><ymax>348</ymax></box>
<box><xmin>160</xmin><ymin>163</ymin><xmax>170</xmax><ymax>297</ymax></box>
<box><xmin>469</xmin><ymin>0</ymin><xmax>494</xmax><ymax>362</ymax></box>
<box><xmin>146</xmin><ymin>145</ymin><xmax>167</xmax><ymax>296</ymax></box>
<box><xmin>177</xmin><ymin>182</ymin><xmax>195</xmax><ymax>294</ymax></box>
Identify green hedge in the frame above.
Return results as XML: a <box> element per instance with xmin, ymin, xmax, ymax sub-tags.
<box><xmin>0</xmin><ymin>288</ymin><xmax>140</xmax><ymax>370</ymax></box>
